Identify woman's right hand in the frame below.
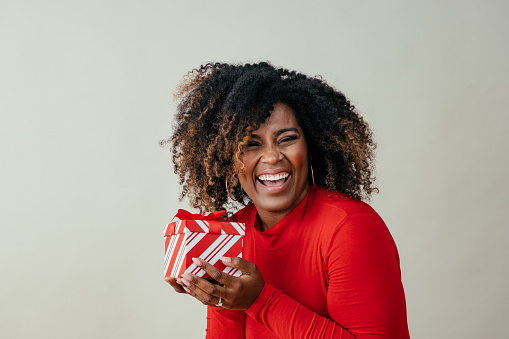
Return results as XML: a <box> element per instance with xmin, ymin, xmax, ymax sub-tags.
<box><xmin>164</xmin><ymin>276</ymin><xmax>187</xmax><ymax>294</ymax></box>
<box><xmin>177</xmin><ymin>257</ymin><xmax>264</xmax><ymax>310</ymax></box>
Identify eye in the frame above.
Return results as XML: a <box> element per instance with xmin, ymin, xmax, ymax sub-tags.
<box><xmin>279</xmin><ymin>135</ymin><xmax>298</xmax><ymax>143</ymax></box>
<box><xmin>246</xmin><ymin>141</ymin><xmax>261</xmax><ymax>148</ymax></box>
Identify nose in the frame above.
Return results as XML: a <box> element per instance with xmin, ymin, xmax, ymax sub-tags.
<box><xmin>260</xmin><ymin>144</ymin><xmax>283</xmax><ymax>164</ymax></box>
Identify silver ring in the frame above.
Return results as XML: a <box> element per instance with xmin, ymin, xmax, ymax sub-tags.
<box><xmin>216</xmin><ymin>297</ymin><xmax>223</xmax><ymax>307</ymax></box>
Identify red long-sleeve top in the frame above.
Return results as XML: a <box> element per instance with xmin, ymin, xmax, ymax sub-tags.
<box><xmin>206</xmin><ymin>187</ymin><xmax>410</xmax><ymax>338</ymax></box>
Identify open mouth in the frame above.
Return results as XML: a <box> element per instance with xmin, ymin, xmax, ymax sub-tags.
<box><xmin>257</xmin><ymin>172</ymin><xmax>290</xmax><ymax>187</ymax></box>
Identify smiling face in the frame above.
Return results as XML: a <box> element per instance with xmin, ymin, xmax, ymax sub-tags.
<box><xmin>237</xmin><ymin>103</ymin><xmax>310</xmax><ymax>230</ymax></box>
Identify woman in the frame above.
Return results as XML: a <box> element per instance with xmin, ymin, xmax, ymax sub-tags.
<box><xmin>163</xmin><ymin>62</ymin><xmax>410</xmax><ymax>338</ymax></box>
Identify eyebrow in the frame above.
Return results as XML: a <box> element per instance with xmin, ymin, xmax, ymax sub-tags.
<box><xmin>251</xmin><ymin>128</ymin><xmax>300</xmax><ymax>139</ymax></box>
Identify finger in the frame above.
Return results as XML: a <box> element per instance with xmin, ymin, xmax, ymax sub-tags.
<box><xmin>192</xmin><ymin>257</ymin><xmax>232</xmax><ymax>285</ymax></box>
<box><xmin>164</xmin><ymin>276</ymin><xmax>187</xmax><ymax>294</ymax></box>
<box><xmin>220</xmin><ymin>257</ymin><xmax>257</xmax><ymax>277</ymax></box>
<box><xmin>180</xmin><ymin>274</ymin><xmax>226</xmax><ymax>308</ymax></box>
<box><xmin>191</xmin><ymin>282</ymin><xmax>224</xmax><ymax>308</ymax></box>
<box><xmin>181</xmin><ymin>272</ymin><xmax>226</xmax><ymax>298</ymax></box>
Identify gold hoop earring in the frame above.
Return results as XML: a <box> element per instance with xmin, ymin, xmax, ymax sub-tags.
<box><xmin>310</xmin><ymin>164</ymin><xmax>316</xmax><ymax>189</ymax></box>
<box><xmin>225</xmin><ymin>178</ymin><xmax>240</xmax><ymax>202</ymax></box>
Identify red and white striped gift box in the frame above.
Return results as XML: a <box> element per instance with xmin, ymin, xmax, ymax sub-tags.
<box><xmin>164</xmin><ymin>209</ymin><xmax>245</xmax><ymax>279</ymax></box>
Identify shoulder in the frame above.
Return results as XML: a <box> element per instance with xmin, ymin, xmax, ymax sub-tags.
<box><xmin>310</xmin><ymin>189</ymin><xmax>399</xmax><ymax>270</ymax></box>
<box><xmin>311</xmin><ymin>186</ymin><xmax>383</xmax><ymax>227</ymax></box>
<box><xmin>311</xmin><ymin>187</ymin><xmax>398</xmax><ymax>258</ymax></box>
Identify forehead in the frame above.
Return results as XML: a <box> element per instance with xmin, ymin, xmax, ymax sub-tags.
<box><xmin>253</xmin><ymin>103</ymin><xmax>301</xmax><ymax>134</ymax></box>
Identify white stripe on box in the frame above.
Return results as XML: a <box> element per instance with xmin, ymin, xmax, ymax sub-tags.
<box><xmin>197</xmin><ymin>235</ymin><xmax>231</xmax><ymax>264</ymax></box>
<box><xmin>203</xmin><ymin>235</ymin><xmax>234</xmax><ymax>262</ymax></box>
<box><xmin>201</xmin><ymin>235</ymin><xmax>234</xmax><ymax>263</ymax></box>
<box><xmin>230</xmin><ymin>222</ymin><xmax>245</xmax><ymax>235</ymax></box>
<box><xmin>164</xmin><ymin>230</ymin><xmax>180</xmax><ymax>273</ymax></box>
<box><xmin>189</xmin><ymin>234</ymin><xmax>233</xmax><ymax>276</ymax></box>
<box><xmin>171</xmin><ymin>239</ymin><xmax>186</xmax><ymax>277</ymax></box>
<box><xmin>189</xmin><ymin>234</ymin><xmax>232</xmax><ymax>276</ymax></box>
<box><xmin>164</xmin><ymin>235</ymin><xmax>175</xmax><ymax>268</ymax></box>
<box><xmin>176</xmin><ymin>231</ymin><xmax>206</xmax><ymax>276</ymax></box>
<box><xmin>172</xmin><ymin>231</ymin><xmax>194</xmax><ymax>277</ymax></box>
<box><xmin>186</xmin><ymin>230</ymin><xmax>207</xmax><ymax>252</ymax></box>
<box><xmin>170</xmin><ymin>230</ymin><xmax>202</xmax><ymax>277</ymax></box>
<box><xmin>195</xmin><ymin>220</ymin><xmax>209</xmax><ymax>233</ymax></box>
<box><xmin>175</xmin><ymin>220</ymin><xmax>183</xmax><ymax>233</ymax></box>
<box><xmin>223</xmin><ymin>266</ymin><xmax>241</xmax><ymax>277</ymax></box>
<box><xmin>221</xmin><ymin>252</ymin><xmax>242</xmax><ymax>277</ymax></box>
<box><xmin>192</xmin><ymin>235</ymin><xmax>241</xmax><ymax>276</ymax></box>
<box><xmin>164</xmin><ymin>232</ymin><xmax>176</xmax><ymax>266</ymax></box>
<box><xmin>165</xmin><ymin>223</ymin><xmax>190</xmax><ymax>269</ymax></box>
<box><xmin>165</xmin><ymin>233</ymin><xmax>180</xmax><ymax>276</ymax></box>
<box><xmin>173</xmin><ymin>231</ymin><xmax>200</xmax><ymax>278</ymax></box>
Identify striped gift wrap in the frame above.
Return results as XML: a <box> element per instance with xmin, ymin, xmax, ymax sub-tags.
<box><xmin>164</xmin><ymin>212</ymin><xmax>245</xmax><ymax>279</ymax></box>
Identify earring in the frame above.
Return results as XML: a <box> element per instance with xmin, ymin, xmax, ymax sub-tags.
<box><xmin>225</xmin><ymin>178</ymin><xmax>241</xmax><ymax>201</ymax></box>
<box><xmin>310</xmin><ymin>164</ymin><xmax>316</xmax><ymax>189</ymax></box>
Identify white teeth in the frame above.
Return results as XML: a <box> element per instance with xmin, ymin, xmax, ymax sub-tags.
<box><xmin>257</xmin><ymin>173</ymin><xmax>289</xmax><ymax>181</ymax></box>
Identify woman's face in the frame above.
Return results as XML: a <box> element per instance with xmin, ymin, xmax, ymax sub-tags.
<box><xmin>237</xmin><ymin>103</ymin><xmax>309</xmax><ymax>228</ymax></box>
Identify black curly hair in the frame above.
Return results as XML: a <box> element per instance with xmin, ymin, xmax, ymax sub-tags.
<box><xmin>162</xmin><ymin>62</ymin><xmax>377</xmax><ymax>213</ymax></box>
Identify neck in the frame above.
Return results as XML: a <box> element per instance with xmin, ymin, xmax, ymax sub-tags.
<box><xmin>256</xmin><ymin>184</ymin><xmax>310</xmax><ymax>231</ymax></box>
<box><xmin>258</xmin><ymin>211</ymin><xmax>287</xmax><ymax>231</ymax></box>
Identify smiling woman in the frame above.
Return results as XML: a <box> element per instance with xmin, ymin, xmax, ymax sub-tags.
<box><xmin>162</xmin><ymin>62</ymin><xmax>410</xmax><ymax>338</ymax></box>
<box><xmin>238</xmin><ymin>103</ymin><xmax>309</xmax><ymax>230</ymax></box>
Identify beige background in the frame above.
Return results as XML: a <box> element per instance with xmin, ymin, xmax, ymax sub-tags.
<box><xmin>1</xmin><ymin>0</ymin><xmax>508</xmax><ymax>338</ymax></box>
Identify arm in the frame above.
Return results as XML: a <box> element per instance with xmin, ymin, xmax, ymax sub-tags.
<box><xmin>245</xmin><ymin>214</ymin><xmax>408</xmax><ymax>338</ymax></box>
<box><xmin>206</xmin><ymin>307</ymin><xmax>245</xmax><ymax>339</ymax></box>
<box><xmin>180</xmin><ymin>214</ymin><xmax>408</xmax><ymax>338</ymax></box>
<box><xmin>245</xmin><ymin>282</ymin><xmax>357</xmax><ymax>338</ymax></box>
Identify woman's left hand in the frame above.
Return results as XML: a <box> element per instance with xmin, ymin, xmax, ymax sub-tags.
<box><xmin>174</xmin><ymin>257</ymin><xmax>264</xmax><ymax>310</ymax></box>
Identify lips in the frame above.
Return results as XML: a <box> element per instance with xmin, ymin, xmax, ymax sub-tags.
<box><xmin>255</xmin><ymin>170</ymin><xmax>291</xmax><ymax>194</ymax></box>
<box><xmin>257</xmin><ymin>172</ymin><xmax>290</xmax><ymax>186</ymax></box>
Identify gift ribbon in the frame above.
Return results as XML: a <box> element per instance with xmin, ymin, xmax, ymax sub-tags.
<box><xmin>173</xmin><ymin>209</ymin><xmax>226</xmax><ymax>221</ymax></box>
<box><xmin>168</xmin><ymin>209</ymin><xmax>228</xmax><ymax>235</ymax></box>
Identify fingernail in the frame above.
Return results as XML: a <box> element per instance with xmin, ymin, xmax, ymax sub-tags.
<box><xmin>183</xmin><ymin>286</ymin><xmax>191</xmax><ymax>293</ymax></box>
<box><xmin>192</xmin><ymin>257</ymin><xmax>202</xmax><ymax>267</ymax></box>
<box><xmin>220</xmin><ymin>257</ymin><xmax>231</xmax><ymax>263</ymax></box>
<box><xmin>176</xmin><ymin>278</ymin><xmax>182</xmax><ymax>285</ymax></box>
<box><xmin>181</xmin><ymin>275</ymin><xmax>191</xmax><ymax>286</ymax></box>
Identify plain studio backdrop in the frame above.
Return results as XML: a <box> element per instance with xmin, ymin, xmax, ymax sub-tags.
<box><xmin>1</xmin><ymin>1</ymin><xmax>507</xmax><ymax>338</ymax></box>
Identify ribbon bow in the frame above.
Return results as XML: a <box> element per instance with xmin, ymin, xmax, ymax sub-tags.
<box><xmin>173</xmin><ymin>209</ymin><xmax>226</xmax><ymax>221</ymax></box>
<box><xmin>166</xmin><ymin>209</ymin><xmax>228</xmax><ymax>235</ymax></box>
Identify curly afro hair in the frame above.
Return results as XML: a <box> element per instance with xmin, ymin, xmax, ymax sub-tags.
<box><xmin>162</xmin><ymin>62</ymin><xmax>378</xmax><ymax>213</ymax></box>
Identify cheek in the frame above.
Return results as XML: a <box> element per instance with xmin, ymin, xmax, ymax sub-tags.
<box><xmin>237</xmin><ymin>155</ymin><xmax>256</xmax><ymax>178</ymax></box>
<box><xmin>237</xmin><ymin>171</ymin><xmax>249</xmax><ymax>188</ymax></box>
<box><xmin>237</xmin><ymin>170</ymin><xmax>256</xmax><ymax>201</ymax></box>
<box><xmin>235</xmin><ymin>161</ymin><xmax>251</xmax><ymax>188</ymax></box>
<box><xmin>290</xmin><ymin>143</ymin><xmax>309</xmax><ymax>170</ymax></box>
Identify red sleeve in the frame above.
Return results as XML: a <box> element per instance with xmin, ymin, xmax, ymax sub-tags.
<box><xmin>244</xmin><ymin>214</ymin><xmax>409</xmax><ymax>338</ymax></box>
<box><xmin>206</xmin><ymin>306</ymin><xmax>245</xmax><ymax>339</ymax></box>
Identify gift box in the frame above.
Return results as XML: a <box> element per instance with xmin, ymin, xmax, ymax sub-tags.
<box><xmin>164</xmin><ymin>209</ymin><xmax>245</xmax><ymax>279</ymax></box>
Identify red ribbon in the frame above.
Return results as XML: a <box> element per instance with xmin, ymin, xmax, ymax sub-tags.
<box><xmin>173</xmin><ymin>209</ymin><xmax>226</xmax><ymax>222</ymax></box>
